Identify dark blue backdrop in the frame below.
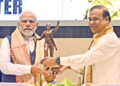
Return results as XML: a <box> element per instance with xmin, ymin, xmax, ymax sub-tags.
<box><xmin>0</xmin><ymin>26</ymin><xmax>120</xmax><ymax>38</ymax></box>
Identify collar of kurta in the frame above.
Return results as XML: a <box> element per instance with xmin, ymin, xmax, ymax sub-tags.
<box><xmin>89</xmin><ymin>24</ymin><xmax>113</xmax><ymax>49</ymax></box>
<box><xmin>93</xmin><ymin>24</ymin><xmax>113</xmax><ymax>40</ymax></box>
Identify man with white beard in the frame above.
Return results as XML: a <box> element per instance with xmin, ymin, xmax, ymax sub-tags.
<box><xmin>0</xmin><ymin>11</ymin><xmax>56</xmax><ymax>86</ymax></box>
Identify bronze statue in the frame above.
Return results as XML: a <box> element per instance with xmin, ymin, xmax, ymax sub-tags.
<box><xmin>37</xmin><ymin>21</ymin><xmax>59</xmax><ymax>57</ymax></box>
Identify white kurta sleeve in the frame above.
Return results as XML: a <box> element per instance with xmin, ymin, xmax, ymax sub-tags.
<box><xmin>0</xmin><ymin>37</ymin><xmax>31</xmax><ymax>76</ymax></box>
<box><xmin>61</xmin><ymin>33</ymin><xmax>120</xmax><ymax>69</ymax></box>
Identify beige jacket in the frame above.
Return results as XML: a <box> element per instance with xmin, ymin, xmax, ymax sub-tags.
<box><xmin>61</xmin><ymin>25</ymin><xmax>120</xmax><ymax>85</ymax></box>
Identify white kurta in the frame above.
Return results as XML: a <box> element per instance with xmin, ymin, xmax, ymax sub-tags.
<box><xmin>61</xmin><ymin>32</ymin><xmax>120</xmax><ymax>84</ymax></box>
<box><xmin>0</xmin><ymin>37</ymin><xmax>35</xmax><ymax>76</ymax></box>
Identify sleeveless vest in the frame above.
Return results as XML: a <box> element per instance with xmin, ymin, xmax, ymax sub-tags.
<box><xmin>1</xmin><ymin>36</ymin><xmax>36</xmax><ymax>82</ymax></box>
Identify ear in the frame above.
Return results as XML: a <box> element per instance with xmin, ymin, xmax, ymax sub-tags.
<box><xmin>105</xmin><ymin>16</ymin><xmax>109</xmax><ymax>24</ymax></box>
<box><xmin>36</xmin><ymin>22</ymin><xmax>39</xmax><ymax>27</ymax></box>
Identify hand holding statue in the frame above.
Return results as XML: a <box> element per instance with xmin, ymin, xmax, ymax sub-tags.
<box><xmin>40</xmin><ymin>57</ymin><xmax>71</xmax><ymax>75</ymax></box>
<box><xmin>31</xmin><ymin>63</ymin><xmax>57</xmax><ymax>82</ymax></box>
<box><xmin>40</xmin><ymin>57</ymin><xmax>57</xmax><ymax>67</ymax></box>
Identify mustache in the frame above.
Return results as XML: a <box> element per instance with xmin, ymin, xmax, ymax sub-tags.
<box><xmin>24</xmin><ymin>28</ymin><xmax>32</xmax><ymax>31</ymax></box>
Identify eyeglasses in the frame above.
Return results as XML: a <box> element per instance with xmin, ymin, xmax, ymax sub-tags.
<box><xmin>20</xmin><ymin>20</ymin><xmax>36</xmax><ymax>24</ymax></box>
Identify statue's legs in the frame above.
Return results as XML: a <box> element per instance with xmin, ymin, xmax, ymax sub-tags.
<box><xmin>50</xmin><ymin>46</ymin><xmax>54</xmax><ymax>57</ymax></box>
<box><xmin>44</xmin><ymin>45</ymin><xmax>48</xmax><ymax>57</ymax></box>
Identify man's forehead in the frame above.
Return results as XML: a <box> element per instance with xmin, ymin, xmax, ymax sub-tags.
<box><xmin>89</xmin><ymin>9</ymin><xmax>103</xmax><ymax>16</ymax></box>
<box><xmin>20</xmin><ymin>11</ymin><xmax>37</xmax><ymax>20</ymax></box>
<box><xmin>20</xmin><ymin>16</ymin><xmax>36</xmax><ymax>20</ymax></box>
<box><xmin>90</xmin><ymin>8</ymin><xmax>103</xmax><ymax>14</ymax></box>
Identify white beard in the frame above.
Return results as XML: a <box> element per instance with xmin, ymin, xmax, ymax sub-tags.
<box><xmin>19</xmin><ymin>27</ymin><xmax>37</xmax><ymax>37</ymax></box>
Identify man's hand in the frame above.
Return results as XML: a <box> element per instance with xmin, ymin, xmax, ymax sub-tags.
<box><xmin>57</xmin><ymin>65</ymin><xmax>70</xmax><ymax>75</ymax></box>
<box><xmin>41</xmin><ymin>57</ymin><xmax>57</xmax><ymax>68</ymax></box>
<box><xmin>31</xmin><ymin>63</ymin><xmax>57</xmax><ymax>82</ymax></box>
<box><xmin>31</xmin><ymin>63</ymin><xmax>46</xmax><ymax>74</ymax></box>
<box><xmin>40</xmin><ymin>57</ymin><xmax>70</xmax><ymax>75</ymax></box>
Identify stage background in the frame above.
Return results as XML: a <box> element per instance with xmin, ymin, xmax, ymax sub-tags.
<box><xmin>0</xmin><ymin>20</ymin><xmax>120</xmax><ymax>83</ymax></box>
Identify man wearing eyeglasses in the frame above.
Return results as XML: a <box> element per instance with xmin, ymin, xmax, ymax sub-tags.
<box><xmin>0</xmin><ymin>11</ymin><xmax>56</xmax><ymax>86</ymax></box>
